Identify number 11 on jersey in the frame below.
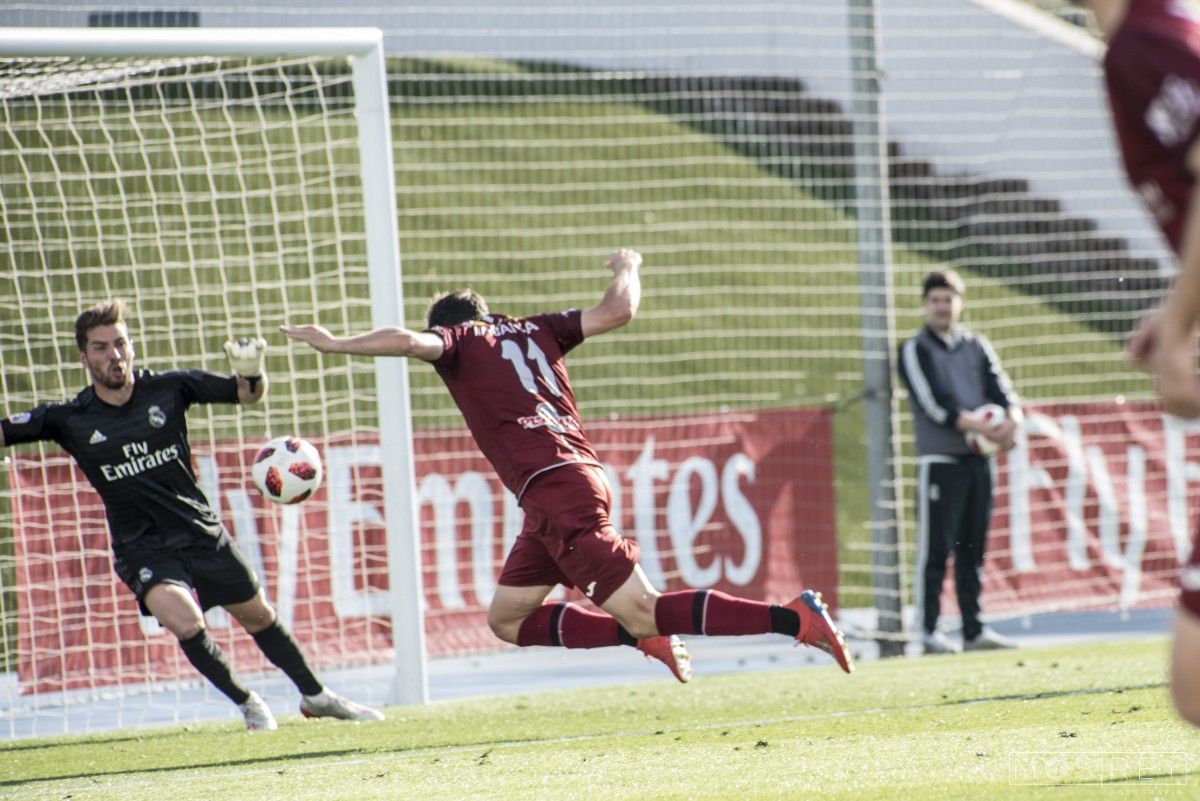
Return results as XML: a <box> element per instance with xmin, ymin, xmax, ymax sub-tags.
<box><xmin>500</xmin><ymin>338</ymin><xmax>562</xmax><ymax>397</ymax></box>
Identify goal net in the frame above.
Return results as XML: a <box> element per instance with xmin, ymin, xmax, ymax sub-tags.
<box><xmin>0</xmin><ymin>29</ymin><xmax>426</xmax><ymax>736</ymax></box>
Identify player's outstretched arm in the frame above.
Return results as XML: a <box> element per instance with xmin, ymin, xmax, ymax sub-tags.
<box><xmin>280</xmin><ymin>323</ymin><xmax>445</xmax><ymax>362</ymax></box>
<box><xmin>224</xmin><ymin>337</ymin><xmax>269</xmax><ymax>405</ymax></box>
<box><xmin>581</xmin><ymin>248</ymin><xmax>642</xmax><ymax>339</ymax></box>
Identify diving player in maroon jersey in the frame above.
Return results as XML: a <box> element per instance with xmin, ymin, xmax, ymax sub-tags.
<box><xmin>1</xmin><ymin>299</ymin><xmax>382</xmax><ymax>729</ymax></box>
<box><xmin>1082</xmin><ymin>0</ymin><xmax>1200</xmax><ymax>726</ymax></box>
<box><xmin>282</xmin><ymin>249</ymin><xmax>854</xmax><ymax>681</ymax></box>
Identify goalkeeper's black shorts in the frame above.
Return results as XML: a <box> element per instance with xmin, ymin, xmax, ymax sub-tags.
<box><xmin>113</xmin><ymin>532</ymin><xmax>261</xmax><ymax>616</ymax></box>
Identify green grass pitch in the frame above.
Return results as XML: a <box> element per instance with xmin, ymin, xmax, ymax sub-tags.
<box><xmin>3</xmin><ymin>638</ymin><xmax>1195</xmax><ymax>800</ymax></box>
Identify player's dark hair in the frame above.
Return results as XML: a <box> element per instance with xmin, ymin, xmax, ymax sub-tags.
<box><xmin>75</xmin><ymin>298</ymin><xmax>128</xmax><ymax>351</ymax></box>
<box><xmin>922</xmin><ymin>269</ymin><xmax>965</xmax><ymax>298</ymax></box>
<box><xmin>426</xmin><ymin>289</ymin><xmax>488</xmax><ymax>328</ymax></box>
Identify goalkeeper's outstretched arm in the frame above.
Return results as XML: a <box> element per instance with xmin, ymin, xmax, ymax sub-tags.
<box><xmin>280</xmin><ymin>324</ymin><xmax>445</xmax><ymax>362</ymax></box>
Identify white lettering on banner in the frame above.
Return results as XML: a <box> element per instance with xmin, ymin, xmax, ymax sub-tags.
<box><xmin>204</xmin><ymin>606</ymin><xmax>230</xmax><ymax>630</ymax></box>
<box><xmin>668</xmin><ymin>456</ymin><xmax>721</xmax><ymax>587</ymax></box>
<box><xmin>722</xmin><ymin>453</ymin><xmax>762</xmax><ymax>586</ymax></box>
<box><xmin>326</xmin><ymin>445</ymin><xmax>389</xmax><ymax>617</ymax></box>
<box><xmin>1122</xmin><ymin>447</ymin><xmax>1148</xmax><ymax>608</ymax></box>
<box><xmin>1006</xmin><ymin>413</ymin><xmax>1058</xmax><ymax>572</ymax></box>
<box><xmin>1006</xmin><ymin>413</ymin><xmax>1175</xmax><ymax>605</ymax></box>
<box><xmin>418</xmin><ymin>471</ymin><xmax>496</xmax><ymax>609</ymax></box>
<box><xmin>464</xmin><ymin>473</ymin><xmax>499</xmax><ymax>605</ymax></box>
<box><xmin>1058</xmin><ymin>416</ymin><xmax>1090</xmax><ymax>572</ymax></box>
<box><xmin>1085</xmin><ymin>445</ymin><xmax>1124</xmax><ymax>570</ymax></box>
<box><xmin>137</xmin><ymin>613</ymin><xmax>164</xmax><ymax>638</ymax></box>
<box><xmin>627</xmin><ymin>437</ymin><xmax>670</xmax><ymax>589</ymax></box>
<box><xmin>602</xmin><ymin>463</ymin><xmax>624</xmax><ymax>537</ymax></box>
<box><xmin>225</xmin><ymin>488</ymin><xmax>265</xmax><ymax>589</ymax></box>
<box><xmin>1163</xmin><ymin>416</ymin><xmax>1200</xmax><ymax>563</ymax></box>
<box><xmin>276</xmin><ymin>505</ymin><xmax>302</xmax><ymax>629</ymax></box>
<box><xmin>422</xmin><ymin>474</ymin><xmax>464</xmax><ymax>610</ymax></box>
<box><xmin>227</xmin><ymin>487</ymin><xmax>273</xmax><ymax>611</ymax></box>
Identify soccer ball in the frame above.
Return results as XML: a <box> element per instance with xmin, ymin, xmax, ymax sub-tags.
<box><xmin>964</xmin><ymin>404</ymin><xmax>1006</xmax><ymax>456</ymax></box>
<box><xmin>251</xmin><ymin>435</ymin><xmax>323</xmax><ymax>504</ymax></box>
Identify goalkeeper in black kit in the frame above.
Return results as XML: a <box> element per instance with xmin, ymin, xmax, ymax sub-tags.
<box><xmin>0</xmin><ymin>299</ymin><xmax>382</xmax><ymax>730</ymax></box>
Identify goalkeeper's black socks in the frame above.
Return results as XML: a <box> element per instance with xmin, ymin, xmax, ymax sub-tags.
<box><xmin>179</xmin><ymin>629</ymin><xmax>251</xmax><ymax>705</ymax></box>
<box><xmin>252</xmin><ymin>620</ymin><xmax>323</xmax><ymax>696</ymax></box>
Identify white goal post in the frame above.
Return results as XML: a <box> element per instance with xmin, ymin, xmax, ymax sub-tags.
<box><xmin>0</xmin><ymin>27</ymin><xmax>427</xmax><ymax>713</ymax></box>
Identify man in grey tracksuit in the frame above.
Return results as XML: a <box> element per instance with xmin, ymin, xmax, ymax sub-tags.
<box><xmin>898</xmin><ymin>270</ymin><xmax>1022</xmax><ymax>654</ymax></box>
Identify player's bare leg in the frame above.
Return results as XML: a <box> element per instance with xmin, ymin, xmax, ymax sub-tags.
<box><xmin>143</xmin><ymin>584</ymin><xmax>275</xmax><ymax>730</ymax></box>
<box><xmin>596</xmin><ymin>565</ymin><xmax>661</xmax><ymax>639</ymax></box>
<box><xmin>224</xmin><ymin>591</ymin><xmax>276</xmax><ymax>634</ymax></box>
<box><xmin>143</xmin><ymin>582</ymin><xmax>207</xmax><ymax>639</ymax></box>
<box><xmin>487</xmin><ymin>583</ymin><xmax>556</xmax><ymax>644</ymax></box>
<box><xmin>1171</xmin><ymin>609</ymin><xmax>1200</xmax><ymax>727</ymax></box>
<box><xmin>224</xmin><ymin>590</ymin><xmax>383</xmax><ymax>722</ymax></box>
<box><xmin>592</xmin><ymin>567</ymin><xmax>691</xmax><ymax>682</ymax></box>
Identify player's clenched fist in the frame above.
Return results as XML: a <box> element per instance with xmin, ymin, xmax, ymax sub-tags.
<box><xmin>605</xmin><ymin>248</ymin><xmax>642</xmax><ymax>272</ymax></box>
<box><xmin>224</xmin><ymin>337</ymin><xmax>267</xmax><ymax>378</ymax></box>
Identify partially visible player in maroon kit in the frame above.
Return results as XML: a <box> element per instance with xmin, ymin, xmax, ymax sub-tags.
<box><xmin>282</xmin><ymin>249</ymin><xmax>853</xmax><ymax>681</ymax></box>
<box><xmin>1085</xmin><ymin>0</ymin><xmax>1200</xmax><ymax>726</ymax></box>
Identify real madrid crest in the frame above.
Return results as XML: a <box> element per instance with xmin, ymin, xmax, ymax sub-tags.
<box><xmin>148</xmin><ymin>405</ymin><xmax>166</xmax><ymax>428</ymax></box>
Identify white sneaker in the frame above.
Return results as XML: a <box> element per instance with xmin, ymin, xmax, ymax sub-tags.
<box><xmin>921</xmin><ymin>630</ymin><xmax>961</xmax><ymax>655</ymax></box>
<box><xmin>300</xmin><ymin>688</ymin><xmax>385</xmax><ymax>721</ymax></box>
<box><xmin>963</xmin><ymin>626</ymin><xmax>1017</xmax><ymax>651</ymax></box>
<box><xmin>238</xmin><ymin>691</ymin><xmax>278</xmax><ymax>731</ymax></box>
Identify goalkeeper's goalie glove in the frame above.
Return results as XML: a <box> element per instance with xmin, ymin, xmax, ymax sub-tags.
<box><xmin>224</xmin><ymin>337</ymin><xmax>267</xmax><ymax>381</ymax></box>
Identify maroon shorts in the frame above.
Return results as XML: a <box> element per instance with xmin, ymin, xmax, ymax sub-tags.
<box><xmin>498</xmin><ymin>463</ymin><xmax>639</xmax><ymax>605</ymax></box>
<box><xmin>1182</xmin><ymin>525</ymin><xmax>1200</xmax><ymax>619</ymax></box>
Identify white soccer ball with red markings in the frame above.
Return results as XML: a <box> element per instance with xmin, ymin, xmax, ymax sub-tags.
<box><xmin>251</xmin><ymin>435</ymin><xmax>323</xmax><ymax>505</ymax></box>
<box><xmin>964</xmin><ymin>404</ymin><xmax>1006</xmax><ymax>457</ymax></box>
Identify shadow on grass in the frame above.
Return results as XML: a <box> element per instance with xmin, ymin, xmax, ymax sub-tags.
<box><xmin>1060</xmin><ymin>767</ymin><xmax>1200</xmax><ymax>786</ymax></box>
<box><xmin>0</xmin><ymin>745</ymin><xmax>390</xmax><ymax>788</ymax></box>
<box><xmin>937</xmin><ymin>680</ymin><xmax>1167</xmax><ymax>708</ymax></box>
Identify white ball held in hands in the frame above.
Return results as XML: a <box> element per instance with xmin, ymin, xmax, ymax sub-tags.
<box><xmin>964</xmin><ymin>403</ymin><xmax>1006</xmax><ymax>456</ymax></box>
<box><xmin>224</xmin><ymin>336</ymin><xmax>267</xmax><ymax>377</ymax></box>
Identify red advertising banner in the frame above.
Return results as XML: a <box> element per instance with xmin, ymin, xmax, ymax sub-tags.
<box><xmin>974</xmin><ymin>401</ymin><xmax>1190</xmax><ymax>616</ymax></box>
<box><xmin>10</xmin><ymin>407</ymin><xmax>836</xmax><ymax>693</ymax></box>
